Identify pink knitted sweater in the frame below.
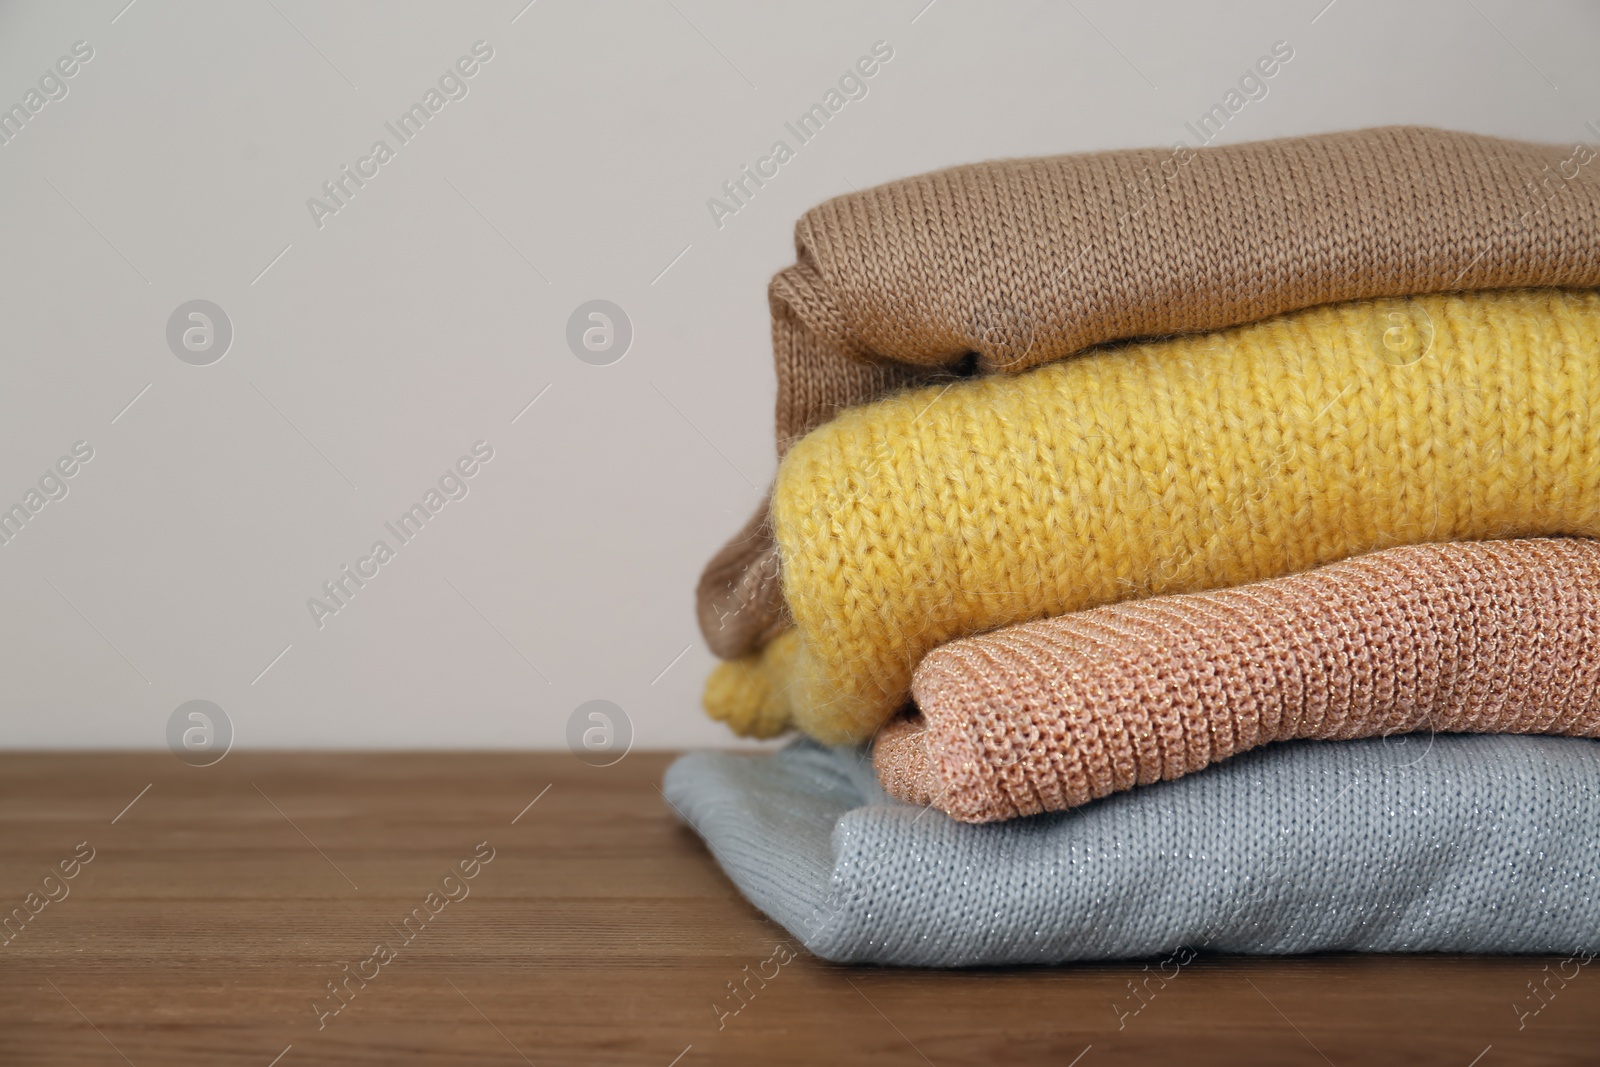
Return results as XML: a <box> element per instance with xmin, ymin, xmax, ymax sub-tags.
<box><xmin>874</xmin><ymin>538</ymin><xmax>1600</xmax><ymax>823</ymax></box>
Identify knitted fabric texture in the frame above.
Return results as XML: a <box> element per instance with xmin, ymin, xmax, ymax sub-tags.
<box><xmin>663</xmin><ymin>736</ymin><xmax>1600</xmax><ymax>966</ymax></box>
<box><xmin>874</xmin><ymin>538</ymin><xmax>1600</xmax><ymax>823</ymax></box>
<box><xmin>702</xmin><ymin>288</ymin><xmax>1600</xmax><ymax>745</ymax></box>
<box><xmin>696</xmin><ymin>126</ymin><xmax>1600</xmax><ymax>658</ymax></box>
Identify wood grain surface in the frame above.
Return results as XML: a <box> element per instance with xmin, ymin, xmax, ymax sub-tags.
<box><xmin>0</xmin><ymin>752</ymin><xmax>1596</xmax><ymax>1066</ymax></box>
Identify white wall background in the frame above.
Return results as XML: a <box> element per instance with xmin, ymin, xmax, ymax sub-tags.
<box><xmin>0</xmin><ymin>0</ymin><xmax>1595</xmax><ymax>749</ymax></box>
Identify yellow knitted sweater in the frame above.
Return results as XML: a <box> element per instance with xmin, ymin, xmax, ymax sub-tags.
<box><xmin>703</xmin><ymin>289</ymin><xmax>1600</xmax><ymax>745</ymax></box>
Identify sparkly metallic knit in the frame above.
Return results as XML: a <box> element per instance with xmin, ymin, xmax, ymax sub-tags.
<box><xmin>874</xmin><ymin>538</ymin><xmax>1600</xmax><ymax>823</ymax></box>
<box><xmin>696</xmin><ymin>126</ymin><xmax>1600</xmax><ymax>659</ymax></box>
<box><xmin>664</xmin><ymin>736</ymin><xmax>1600</xmax><ymax>965</ymax></box>
<box><xmin>703</xmin><ymin>289</ymin><xmax>1600</xmax><ymax>745</ymax></box>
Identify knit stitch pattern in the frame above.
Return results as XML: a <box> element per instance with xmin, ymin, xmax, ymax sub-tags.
<box><xmin>875</xmin><ymin>538</ymin><xmax>1600</xmax><ymax>822</ymax></box>
<box><xmin>696</xmin><ymin>126</ymin><xmax>1600</xmax><ymax>658</ymax></box>
<box><xmin>664</xmin><ymin>736</ymin><xmax>1600</xmax><ymax>965</ymax></box>
<box><xmin>703</xmin><ymin>288</ymin><xmax>1600</xmax><ymax>744</ymax></box>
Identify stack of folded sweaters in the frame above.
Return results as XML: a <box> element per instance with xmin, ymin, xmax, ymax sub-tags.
<box><xmin>664</xmin><ymin>126</ymin><xmax>1600</xmax><ymax>966</ymax></box>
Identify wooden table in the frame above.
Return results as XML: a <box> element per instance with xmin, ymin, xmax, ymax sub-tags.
<box><xmin>1</xmin><ymin>753</ymin><xmax>1595</xmax><ymax>1066</ymax></box>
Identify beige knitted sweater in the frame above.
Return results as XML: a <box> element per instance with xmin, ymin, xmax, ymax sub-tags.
<box><xmin>874</xmin><ymin>538</ymin><xmax>1600</xmax><ymax>823</ymax></box>
<box><xmin>697</xmin><ymin>127</ymin><xmax>1600</xmax><ymax>659</ymax></box>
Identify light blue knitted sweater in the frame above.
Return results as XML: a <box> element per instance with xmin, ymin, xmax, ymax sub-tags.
<box><xmin>662</xmin><ymin>735</ymin><xmax>1600</xmax><ymax>966</ymax></box>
